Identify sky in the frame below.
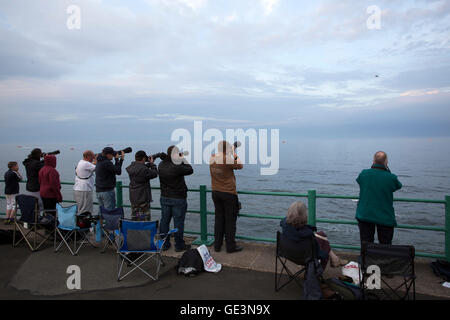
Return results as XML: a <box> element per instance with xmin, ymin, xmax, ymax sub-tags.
<box><xmin>0</xmin><ymin>0</ymin><xmax>450</xmax><ymax>143</ymax></box>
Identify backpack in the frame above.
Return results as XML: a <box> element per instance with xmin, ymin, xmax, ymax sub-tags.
<box><xmin>77</xmin><ymin>212</ymin><xmax>93</xmax><ymax>229</ymax></box>
<box><xmin>431</xmin><ymin>260</ymin><xmax>450</xmax><ymax>282</ymax></box>
<box><xmin>177</xmin><ymin>249</ymin><xmax>204</xmax><ymax>277</ymax></box>
<box><xmin>322</xmin><ymin>278</ymin><xmax>363</xmax><ymax>300</ymax></box>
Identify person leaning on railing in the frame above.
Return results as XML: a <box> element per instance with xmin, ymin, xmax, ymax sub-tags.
<box><xmin>210</xmin><ymin>141</ymin><xmax>243</xmax><ymax>254</ymax></box>
<box><xmin>73</xmin><ymin>150</ymin><xmax>97</xmax><ymax>214</ymax></box>
<box><xmin>355</xmin><ymin>151</ymin><xmax>403</xmax><ymax>245</ymax></box>
<box><xmin>126</xmin><ymin>150</ymin><xmax>158</xmax><ymax>221</ymax></box>
<box><xmin>38</xmin><ymin>155</ymin><xmax>62</xmax><ymax>214</ymax></box>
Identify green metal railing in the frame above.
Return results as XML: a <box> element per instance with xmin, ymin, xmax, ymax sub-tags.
<box><xmin>1</xmin><ymin>180</ymin><xmax>449</xmax><ymax>261</ymax></box>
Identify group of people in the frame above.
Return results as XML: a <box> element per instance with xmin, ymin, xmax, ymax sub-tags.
<box><xmin>3</xmin><ymin>144</ymin><xmax>403</xmax><ymax>264</ymax></box>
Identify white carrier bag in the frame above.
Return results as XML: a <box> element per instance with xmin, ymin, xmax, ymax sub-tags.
<box><xmin>197</xmin><ymin>244</ymin><xmax>222</xmax><ymax>273</ymax></box>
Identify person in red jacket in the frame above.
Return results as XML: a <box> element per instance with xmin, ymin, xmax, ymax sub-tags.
<box><xmin>39</xmin><ymin>155</ymin><xmax>62</xmax><ymax>213</ymax></box>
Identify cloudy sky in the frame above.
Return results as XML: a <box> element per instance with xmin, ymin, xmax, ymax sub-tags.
<box><xmin>0</xmin><ymin>0</ymin><xmax>449</xmax><ymax>143</ymax></box>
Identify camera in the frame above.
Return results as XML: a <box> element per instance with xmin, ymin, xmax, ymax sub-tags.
<box><xmin>41</xmin><ymin>150</ymin><xmax>60</xmax><ymax>157</ymax></box>
<box><xmin>150</xmin><ymin>150</ymin><xmax>189</xmax><ymax>160</ymax></box>
<box><xmin>112</xmin><ymin>147</ymin><xmax>133</xmax><ymax>156</ymax></box>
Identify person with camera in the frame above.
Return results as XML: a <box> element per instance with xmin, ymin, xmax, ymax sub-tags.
<box><xmin>126</xmin><ymin>151</ymin><xmax>158</xmax><ymax>221</ymax></box>
<box><xmin>22</xmin><ymin>148</ymin><xmax>45</xmax><ymax>210</ymax></box>
<box><xmin>74</xmin><ymin>150</ymin><xmax>97</xmax><ymax>214</ymax></box>
<box><xmin>158</xmin><ymin>145</ymin><xmax>193</xmax><ymax>252</ymax></box>
<box><xmin>210</xmin><ymin>141</ymin><xmax>243</xmax><ymax>253</ymax></box>
<box><xmin>355</xmin><ymin>151</ymin><xmax>402</xmax><ymax>245</ymax></box>
<box><xmin>95</xmin><ymin>147</ymin><xmax>125</xmax><ymax>210</ymax></box>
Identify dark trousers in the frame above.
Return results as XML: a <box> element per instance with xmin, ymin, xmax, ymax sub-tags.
<box><xmin>212</xmin><ymin>191</ymin><xmax>239</xmax><ymax>251</ymax></box>
<box><xmin>357</xmin><ymin>219</ymin><xmax>394</xmax><ymax>245</ymax></box>
<box><xmin>160</xmin><ymin>196</ymin><xmax>187</xmax><ymax>250</ymax></box>
<box><xmin>41</xmin><ymin>197</ymin><xmax>57</xmax><ymax>213</ymax></box>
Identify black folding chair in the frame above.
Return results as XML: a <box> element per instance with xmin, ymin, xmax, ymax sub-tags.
<box><xmin>360</xmin><ymin>242</ymin><xmax>416</xmax><ymax>300</ymax></box>
<box><xmin>13</xmin><ymin>194</ymin><xmax>54</xmax><ymax>251</ymax></box>
<box><xmin>275</xmin><ymin>231</ymin><xmax>318</xmax><ymax>292</ymax></box>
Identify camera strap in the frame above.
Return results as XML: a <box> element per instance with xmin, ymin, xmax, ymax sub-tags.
<box><xmin>75</xmin><ymin>167</ymin><xmax>94</xmax><ymax>180</ymax></box>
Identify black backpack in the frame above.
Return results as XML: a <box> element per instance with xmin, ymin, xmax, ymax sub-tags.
<box><xmin>323</xmin><ymin>278</ymin><xmax>363</xmax><ymax>300</ymax></box>
<box><xmin>431</xmin><ymin>260</ymin><xmax>450</xmax><ymax>282</ymax></box>
<box><xmin>177</xmin><ymin>249</ymin><xmax>204</xmax><ymax>277</ymax></box>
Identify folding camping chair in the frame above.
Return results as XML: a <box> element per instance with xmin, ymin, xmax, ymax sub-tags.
<box><xmin>99</xmin><ymin>206</ymin><xmax>124</xmax><ymax>253</ymax></box>
<box><xmin>359</xmin><ymin>242</ymin><xmax>416</xmax><ymax>300</ymax></box>
<box><xmin>54</xmin><ymin>203</ymin><xmax>95</xmax><ymax>256</ymax></box>
<box><xmin>275</xmin><ymin>231</ymin><xmax>318</xmax><ymax>292</ymax></box>
<box><xmin>13</xmin><ymin>194</ymin><xmax>54</xmax><ymax>251</ymax></box>
<box><xmin>116</xmin><ymin>219</ymin><xmax>177</xmax><ymax>281</ymax></box>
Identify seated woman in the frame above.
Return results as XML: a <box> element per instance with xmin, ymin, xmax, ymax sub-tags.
<box><xmin>280</xmin><ymin>201</ymin><xmax>346</xmax><ymax>270</ymax></box>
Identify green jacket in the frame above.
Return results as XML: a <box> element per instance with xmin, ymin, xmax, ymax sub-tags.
<box><xmin>355</xmin><ymin>164</ymin><xmax>402</xmax><ymax>227</ymax></box>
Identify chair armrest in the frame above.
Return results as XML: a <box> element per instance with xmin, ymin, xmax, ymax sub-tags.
<box><xmin>168</xmin><ymin>228</ymin><xmax>178</xmax><ymax>235</ymax></box>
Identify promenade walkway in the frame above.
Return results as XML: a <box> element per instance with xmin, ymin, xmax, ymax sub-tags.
<box><xmin>0</xmin><ymin>223</ymin><xmax>449</xmax><ymax>299</ymax></box>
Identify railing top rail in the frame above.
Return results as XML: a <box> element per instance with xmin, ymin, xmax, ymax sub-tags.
<box><xmin>0</xmin><ymin>179</ymin><xmax>446</xmax><ymax>204</ymax></box>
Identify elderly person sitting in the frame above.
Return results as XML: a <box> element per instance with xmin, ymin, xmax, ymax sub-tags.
<box><xmin>280</xmin><ymin>201</ymin><xmax>346</xmax><ymax>269</ymax></box>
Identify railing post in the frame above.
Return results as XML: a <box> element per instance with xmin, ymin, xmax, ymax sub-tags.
<box><xmin>116</xmin><ymin>181</ymin><xmax>123</xmax><ymax>208</ymax></box>
<box><xmin>445</xmin><ymin>196</ymin><xmax>450</xmax><ymax>261</ymax></box>
<box><xmin>193</xmin><ymin>185</ymin><xmax>214</xmax><ymax>246</ymax></box>
<box><xmin>308</xmin><ymin>190</ymin><xmax>317</xmax><ymax>226</ymax></box>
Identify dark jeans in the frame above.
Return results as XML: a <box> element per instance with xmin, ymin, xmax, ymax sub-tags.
<box><xmin>357</xmin><ymin>219</ymin><xmax>394</xmax><ymax>245</ymax></box>
<box><xmin>212</xmin><ymin>191</ymin><xmax>239</xmax><ymax>251</ymax></box>
<box><xmin>160</xmin><ymin>196</ymin><xmax>187</xmax><ymax>250</ymax></box>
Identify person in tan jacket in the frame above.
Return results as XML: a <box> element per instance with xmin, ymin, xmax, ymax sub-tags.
<box><xmin>210</xmin><ymin>141</ymin><xmax>243</xmax><ymax>253</ymax></box>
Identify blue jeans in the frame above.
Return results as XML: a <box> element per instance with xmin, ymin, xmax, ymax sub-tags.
<box><xmin>160</xmin><ymin>196</ymin><xmax>187</xmax><ymax>250</ymax></box>
<box><xmin>96</xmin><ymin>190</ymin><xmax>116</xmax><ymax>211</ymax></box>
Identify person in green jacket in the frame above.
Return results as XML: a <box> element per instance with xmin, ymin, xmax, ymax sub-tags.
<box><xmin>355</xmin><ymin>151</ymin><xmax>402</xmax><ymax>245</ymax></box>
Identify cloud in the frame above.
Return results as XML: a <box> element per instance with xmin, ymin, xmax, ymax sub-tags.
<box><xmin>138</xmin><ymin>113</ymin><xmax>250</xmax><ymax>123</ymax></box>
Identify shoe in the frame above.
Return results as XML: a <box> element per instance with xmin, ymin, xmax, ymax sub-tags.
<box><xmin>227</xmin><ymin>246</ymin><xmax>243</xmax><ymax>253</ymax></box>
<box><xmin>162</xmin><ymin>246</ymin><xmax>171</xmax><ymax>251</ymax></box>
<box><xmin>175</xmin><ymin>244</ymin><xmax>191</xmax><ymax>252</ymax></box>
<box><xmin>214</xmin><ymin>246</ymin><xmax>222</xmax><ymax>252</ymax></box>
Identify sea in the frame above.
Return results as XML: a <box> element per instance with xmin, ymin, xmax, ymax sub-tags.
<box><xmin>1</xmin><ymin>137</ymin><xmax>449</xmax><ymax>255</ymax></box>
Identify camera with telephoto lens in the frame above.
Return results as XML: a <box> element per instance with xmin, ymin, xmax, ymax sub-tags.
<box><xmin>112</xmin><ymin>147</ymin><xmax>133</xmax><ymax>156</ymax></box>
<box><xmin>151</xmin><ymin>150</ymin><xmax>189</xmax><ymax>160</ymax></box>
<box><xmin>41</xmin><ymin>150</ymin><xmax>60</xmax><ymax>157</ymax></box>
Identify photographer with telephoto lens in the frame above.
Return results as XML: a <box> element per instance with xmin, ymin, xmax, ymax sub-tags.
<box><xmin>126</xmin><ymin>151</ymin><xmax>158</xmax><ymax>221</ymax></box>
<box><xmin>95</xmin><ymin>147</ymin><xmax>126</xmax><ymax>211</ymax></box>
<box><xmin>22</xmin><ymin>148</ymin><xmax>59</xmax><ymax>211</ymax></box>
<box><xmin>158</xmin><ymin>145</ymin><xmax>193</xmax><ymax>252</ymax></box>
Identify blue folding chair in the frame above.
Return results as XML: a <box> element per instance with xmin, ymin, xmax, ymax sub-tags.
<box><xmin>54</xmin><ymin>203</ymin><xmax>94</xmax><ymax>256</ymax></box>
<box><xmin>99</xmin><ymin>206</ymin><xmax>124</xmax><ymax>253</ymax></box>
<box><xmin>116</xmin><ymin>219</ymin><xmax>177</xmax><ymax>281</ymax></box>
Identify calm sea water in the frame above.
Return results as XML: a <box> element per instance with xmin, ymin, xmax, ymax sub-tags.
<box><xmin>1</xmin><ymin>138</ymin><xmax>449</xmax><ymax>254</ymax></box>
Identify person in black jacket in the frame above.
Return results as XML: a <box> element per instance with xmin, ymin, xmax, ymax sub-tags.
<box><xmin>22</xmin><ymin>148</ymin><xmax>44</xmax><ymax>211</ymax></box>
<box><xmin>4</xmin><ymin>162</ymin><xmax>22</xmax><ymax>224</ymax></box>
<box><xmin>158</xmin><ymin>145</ymin><xmax>193</xmax><ymax>252</ymax></box>
<box><xmin>126</xmin><ymin>151</ymin><xmax>158</xmax><ymax>221</ymax></box>
<box><xmin>95</xmin><ymin>147</ymin><xmax>124</xmax><ymax>211</ymax></box>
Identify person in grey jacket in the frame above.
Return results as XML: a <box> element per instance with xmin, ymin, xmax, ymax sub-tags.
<box><xmin>126</xmin><ymin>150</ymin><xmax>158</xmax><ymax>221</ymax></box>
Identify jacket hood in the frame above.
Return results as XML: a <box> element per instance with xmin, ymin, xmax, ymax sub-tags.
<box><xmin>44</xmin><ymin>155</ymin><xmax>57</xmax><ymax>168</ymax></box>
